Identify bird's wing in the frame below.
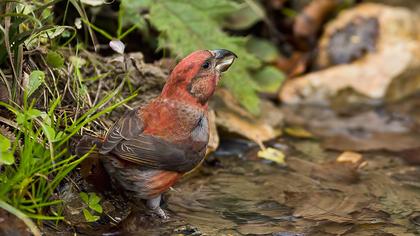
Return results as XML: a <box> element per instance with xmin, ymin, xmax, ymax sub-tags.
<box><xmin>100</xmin><ymin>109</ymin><xmax>144</xmax><ymax>154</ymax></box>
<box><xmin>113</xmin><ymin>135</ymin><xmax>204</xmax><ymax>172</ymax></box>
<box><xmin>100</xmin><ymin>109</ymin><xmax>204</xmax><ymax>172</ymax></box>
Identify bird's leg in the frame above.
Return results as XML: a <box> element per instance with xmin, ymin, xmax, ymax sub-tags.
<box><xmin>146</xmin><ymin>195</ymin><xmax>168</xmax><ymax>219</ymax></box>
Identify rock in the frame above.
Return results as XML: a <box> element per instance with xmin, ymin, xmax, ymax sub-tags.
<box><xmin>280</xmin><ymin>3</ymin><xmax>420</xmax><ymax>105</ymax></box>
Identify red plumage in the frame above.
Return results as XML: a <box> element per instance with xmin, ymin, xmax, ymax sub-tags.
<box><xmin>77</xmin><ymin>49</ymin><xmax>236</xmax><ymax>218</ymax></box>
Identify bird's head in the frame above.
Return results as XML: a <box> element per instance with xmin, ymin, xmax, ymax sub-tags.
<box><xmin>161</xmin><ymin>49</ymin><xmax>237</xmax><ymax>107</ymax></box>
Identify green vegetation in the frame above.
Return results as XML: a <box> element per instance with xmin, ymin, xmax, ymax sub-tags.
<box><xmin>145</xmin><ymin>0</ymin><xmax>262</xmax><ymax>114</ymax></box>
<box><xmin>79</xmin><ymin>192</ymin><xmax>102</xmax><ymax>222</ymax></box>
<box><xmin>95</xmin><ymin>0</ymin><xmax>284</xmax><ymax>115</ymax></box>
<box><xmin>0</xmin><ymin>0</ymin><xmax>136</xmax><ymax>233</ymax></box>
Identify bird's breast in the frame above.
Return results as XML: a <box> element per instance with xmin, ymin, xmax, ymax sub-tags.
<box><xmin>190</xmin><ymin>115</ymin><xmax>209</xmax><ymax>151</ymax></box>
<box><xmin>142</xmin><ymin>100</ymin><xmax>208</xmax><ymax>145</ymax></box>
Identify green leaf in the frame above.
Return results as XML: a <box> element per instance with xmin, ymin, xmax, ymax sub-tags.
<box><xmin>16</xmin><ymin>109</ymin><xmax>42</xmax><ymax>125</ymax></box>
<box><xmin>148</xmin><ymin>0</ymin><xmax>262</xmax><ymax>114</ymax></box>
<box><xmin>80</xmin><ymin>192</ymin><xmax>89</xmax><ymax>204</ymax></box>
<box><xmin>89</xmin><ymin>203</ymin><xmax>103</xmax><ymax>213</ymax></box>
<box><xmin>46</xmin><ymin>51</ymin><xmax>64</xmax><ymax>68</ymax></box>
<box><xmin>82</xmin><ymin>209</ymin><xmax>100</xmax><ymax>222</ymax></box>
<box><xmin>88</xmin><ymin>193</ymin><xmax>101</xmax><ymax>205</ymax></box>
<box><xmin>69</xmin><ymin>56</ymin><xmax>86</xmax><ymax>69</ymax></box>
<box><xmin>188</xmin><ymin>0</ymin><xmax>238</xmax><ymax>19</ymax></box>
<box><xmin>246</xmin><ymin>37</ymin><xmax>279</xmax><ymax>63</ymax></box>
<box><xmin>55</xmin><ymin>131</ymin><xmax>65</xmax><ymax>141</ymax></box>
<box><xmin>223</xmin><ymin>0</ymin><xmax>265</xmax><ymax>30</ymax></box>
<box><xmin>253</xmin><ymin>66</ymin><xmax>286</xmax><ymax>93</ymax></box>
<box><xmin>16</xmin><ymin>113</ymin><xmax>25</xmax><ymax>125</ymax></box>
<box><xmin>222</xmin><ymin>67</ymin><xmax>261</xmax><ymax>115</ymax></box>
<box><xmin>27</xmin><ymin>70</ymin><xmax>45</xmax><ymax>98</ymax></box>
<box><xmin>0</xmin><ymin>133</ymin><xmax>11</xmax><ymax>152</ymax></box>
<box><xmin>0</xmin><ymin>134</ymin><xmax>14</xmax><ymax>165</ymax></box>
<box><xmin>41</xmin><ymin>124</ymin><xmax>56</xmax><ymax>142</ymax></box>
<box><xmin>120</xmin><ymin>0</ymin><xmax>152</xmax><ymax>27</ymax></box>
<box><xmin>40</xmin><ymin>112</ymin><xmax>52</xmax><ymax>126</ymax></box>
<box><xmin>27</xmin><ymin>109</ymin><xmax>42</xmax><ymax>119</ymax></box>
<box><xmin>0</xmin><ymin>152</ymin><xmax>14</xmax><ymax>165</ymax></box>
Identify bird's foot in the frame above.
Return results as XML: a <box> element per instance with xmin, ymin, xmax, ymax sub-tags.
<box><xmin>152</xmin><ymin>207</ymin><xmax>169</xmax><ymax>220</ymax></box>
<box><xmin>146</xmin><ymin>195</ymin><xmax>169</xmax><ymax>220</ymax></box>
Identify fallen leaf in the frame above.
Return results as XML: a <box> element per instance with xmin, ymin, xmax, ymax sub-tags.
<box><xmin>284</xmin><ymin>126</ymin><xmax>314</xmax><ymax>139</ymax></box>
<box><xmin>257</xmin><ymin>147</ymin><xmax>285</xmax><ymax>165</ymax></box>
<box><xmin>336</xmin><ymin>151</ymin><xmax>363</xmax><ymax>164</ymax></box>
<box><xmin>293</xmin><ymin>0</ymin><xmax>338</xmax><ymax>47</ymax></box>
<box><xmin>275</xmin><ymin>52</ymin><xmax>309</xmax><ymax>77</ymax></box>
<box><xmin>212</xmin><ymin>89</ymin><xmax>283</xmax><ymax>144</ymax></box>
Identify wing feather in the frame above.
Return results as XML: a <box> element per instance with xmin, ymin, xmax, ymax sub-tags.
<box><xmin>99</xmin><ymin>109</ymin><xmax>203</xmax><ymax>172</ymax></box>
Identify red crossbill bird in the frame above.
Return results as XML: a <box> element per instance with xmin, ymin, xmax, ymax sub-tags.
<box><xmin>77</xmin><ymin>49</ymin><xmax>236</xmax><ymax>218</ymax></box>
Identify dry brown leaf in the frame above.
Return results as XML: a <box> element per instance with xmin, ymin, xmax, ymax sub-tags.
<box><xmin>284</xmin><ymin>126</ymin><xmax>314</xmax><ymax>139</ymax></box>
<box><xmin>336</xmin><ymin>151</ymin><xmax>363</xmax><ymax>164</ymax></box>
<box><xmin>293</xmin><ymin>0</ymin><xmax>338</xmax><ymax>44</ymax></box>
<box><xmin>212</xmin><ymin>89</ymin><xmax>282</xmax><ymax>144</ymax></box>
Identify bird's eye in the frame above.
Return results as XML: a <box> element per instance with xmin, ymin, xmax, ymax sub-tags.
<box><xmin>202</xmin><ymin>61</ymin><xmax>211</xmax><ymax>69</ymax></box>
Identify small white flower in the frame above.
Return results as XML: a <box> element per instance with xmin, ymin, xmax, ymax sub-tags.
<box><xmin>74</xmin><ymin>18</ymin><xmax>82</xmax><ymax>29</ymax></box>
<box><xmin>81</xmin><ymin>0</ymin><xmax>105</xmax><ymax>7</ymax></box>
<box><xmin>109</xmin><ymin>40</ymin><xmax>125</xmax><ymax>54</ymax></box>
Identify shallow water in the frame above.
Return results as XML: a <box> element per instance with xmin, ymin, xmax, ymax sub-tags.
<box><xmin>114</xmin><ymin>138</ymin><xmax>420</xmax><ymax>236</ymax></box>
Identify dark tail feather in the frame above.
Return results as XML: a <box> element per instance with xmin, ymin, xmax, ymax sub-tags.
<box><xmin>76</xmin><ymin>135</ymin><xmax>113</xmax><ymax>192</ymax></box>
<box><xmin>76</xmin><ymin>135</ymin><xmax>103</xmax><ymax>157</ymax></box>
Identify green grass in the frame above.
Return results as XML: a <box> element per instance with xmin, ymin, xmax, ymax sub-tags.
<box><xmin>0</xmin><ymin>0</ymin><xmax>136</xmax><ymax>233</ymax></box>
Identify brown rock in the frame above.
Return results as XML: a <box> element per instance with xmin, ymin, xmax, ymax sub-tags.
<box><xmin>280</xmin><ymin>3</ymin><xmax>420</xmax><ymax>104</ymax></box>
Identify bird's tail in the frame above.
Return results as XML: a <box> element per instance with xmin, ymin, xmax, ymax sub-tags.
<box><xmin>76</xmin><ymin>135</ymin><xmax>113</xmax><ymax>192</ymax></box>
<box><xmin>76</xmin><ymin>135</ymin><xmax>103</xmax><ymax>158</ymax></box>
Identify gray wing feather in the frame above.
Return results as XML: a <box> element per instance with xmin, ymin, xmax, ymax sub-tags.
<box><xmin>99</xmin><ymin>109</ymin><xmax>205</xmax><ymax>172</ymax></box>
<box><xmin>100</xmin><ymin>109</ymin><xmax>143</xmax><ymax>154</ymax></box>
